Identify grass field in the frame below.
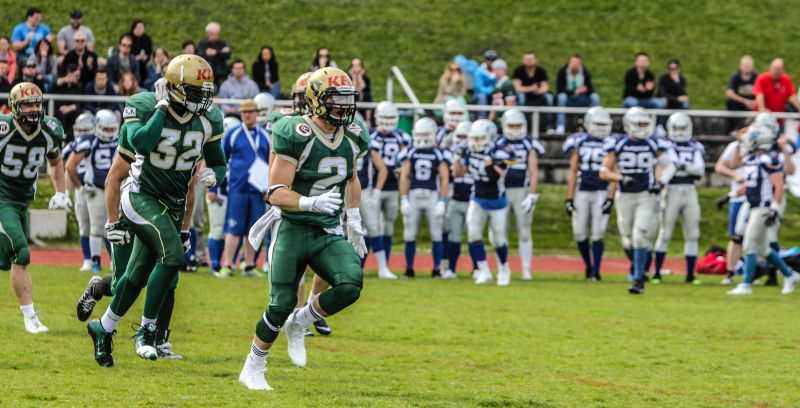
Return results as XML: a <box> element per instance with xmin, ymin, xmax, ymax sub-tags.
<box><xmin>1</xmin><ymin>1</ymin><xmax>799</xmax><ymax>107</ymax></box>
<box><xmin>1</xmin><ymin>265</ymin><xmax>799</xmax><ymax>407</ymax></box>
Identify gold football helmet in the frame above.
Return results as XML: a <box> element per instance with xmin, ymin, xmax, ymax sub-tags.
<box><xmin>305</xmin><ymin>68</ymin><xmax>357</xmax><ymax>127</ymax></box>
<box><xmin>164</xmin><ymin>54</ymin><xmax>215</xmax><ymax>115</ymax></box>
<box><xmin>9</xmin><ymin>82</ymin><xmax>43</xmax><ymax>126</ymax></box>
<box><xmin>292</xmin><ymin>72</ymin><xmax>312</xmax><ymax>115</ymax></box>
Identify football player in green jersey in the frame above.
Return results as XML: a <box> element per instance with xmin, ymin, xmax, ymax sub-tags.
<box><xmin>1</xmin><ymin>82</ymin><xmax>69</xmax><ymax>333</ymax></box>
<box><xmin>238</xmin><ymin>67</ymin><xmax>369</xmax><ymax>391</ymax></box>
<box><xmin>86</xmin><ymin>54</ymin><xmax>227</xmax><ymax>367</ymax></box>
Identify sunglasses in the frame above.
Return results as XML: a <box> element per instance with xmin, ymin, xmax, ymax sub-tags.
<box><xmin>75</xmin><ymin>39</ymin><xmax>86</xmax><ymax>43</ymax></box>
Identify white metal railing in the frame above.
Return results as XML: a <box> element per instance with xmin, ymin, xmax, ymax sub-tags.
<box><xmin>384</xmin><ymin>66</ymin><xmax>424</xmax><ymax>116</ymax></box>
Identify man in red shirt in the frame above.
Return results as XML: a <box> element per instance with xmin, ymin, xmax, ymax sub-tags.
<box><xmin>754</xmin><ymin>58</ymin><xmax>800</xmax><ymax>112</ymax></box>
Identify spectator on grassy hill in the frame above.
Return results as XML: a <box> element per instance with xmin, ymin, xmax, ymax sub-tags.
<box><xmin>623</xmin><ymin>52</ymin><xmax>664</xmax><ymax>109</ymax></box>
<box><xmin>107</xmin><ymin>34</ymin><xmax>140</xmax><ymax>85</ymax></box>
<box><xmin>657</xmin><ymin>59</ymin><xmax>689</xmax><ymax>109</ymax></box>
<box><xmin>0</xmin><ymin>57</ymin><xmax>13</xmax><ymax>98</ymax></box>
<box><xmin>454</xmin><ymin>54</ymin><xmax>496</xmax><ymax>115</ymax></box>
<box><xmin>54</xmin><ymin>63</ymin><xmax>83</xmax><ymax>140</ymax></box>
<box><xmin>493</xmin><ymin>59</ymin><xmax>514</xmax><ymax>99</ymax></box>
<box><xmin>251</xmin><ymin>46</ymin><xmax>280</xmax><ymax>98</ymax></box>
<box><xmin>434</xmin><ymin>61</ymin><xmax>467</xmax><ymax>104</ymax></box>
<box><xmin>11</xmin><ymin>8</ymin><xmax>51</xmax><ymax>58</ymax></box>
<box><xmin>33</xmin><ymin>39</ymin><xmax>57</xmax><ymax>92</ymax></box>
<box><xmin>56</xmin><ymin>10</ymin><xmax>95</xmax><ymax>56</ymax></box>
<box><xmin>218</xmin><ymin>59</ymin><xmax>259</xmax><ymax>115</ymax></box>
<box><xmin>348</xmin><ymin>58</ymin><xmax>372</xmax><ymax>123</ymax></box>
<box><xmin>754</xmin><ymin>58</ymin><xmax>800</xmax><ymax>113</ymax></box>
<box><xmin>182</xmin><ymin>40</ymin><xmax>196</xmax><ymax>55</ymax></box>
<box><xmin>556</xmin><ymin>54</ymin><xmax>600</xmax><ymax>134</ymax></box>
<box><xmin>198</xmin><ymin>22</ymin><xmax>231</xmax><ymax>87</ymax></box>
<box><xmin>84</xmin><ymin>67</ymin><xmax>119</xmax><ymax>114</ymax></box>
<box><xmin>0</xmin><ymin>37</ymin><xmax>17</xmax><ymax>83</ymax></box>
<box><xmin>126</xmin><ymin>19</ymin><xmax>153</xmax><ymax>82</ymax></box>
<box><xmin>61</xmin><ymin>31</ymin><xmax>97</xmax><ymax>89</ymax></box>
<box><xmin>512</xmin><ymin>52</ymin><xmax>554</xmax><ymax>132</ymax></box>
<box><xmin>14</xmin><ymin>56</ymin><xmax>43</xmax><ymax>90</ymax></box>
<box><xmin>310</xmin><ymin>47</ymin><xmax>337</xmax><ymax>71</ymax></box>
<box><xmin>118</xmin><ymin>71</ymin><xmax>141</xmax><ymax>97</ymax></box>
<box><xmin>143</xmin><ymin>47</ymin><xmax>170</xmax><ymax>91</ymax></box>
<box><xmin>481</xmin><ymin>49</ymin><xmax>498</xmax><ymax>71</ymax></box>
<box><xmin>725</xmin><ymin>56</ymin><xmax>757</xmax><ymax>132</ymax></box>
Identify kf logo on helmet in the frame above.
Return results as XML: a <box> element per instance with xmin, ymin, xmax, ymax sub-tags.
<box><xmin>196</xmin><ymin>69</ymin><xmax>212</xmax><ymax>81</ymax></box>
<box><xmin>327</xmin><ymin>75</ymin><xmax>351</xmax><ymax>87</ymax></box>
<box><xmin>20</xmin><ymin>86</ymin><xmax>40</xmax><ymax>97</ymax></box>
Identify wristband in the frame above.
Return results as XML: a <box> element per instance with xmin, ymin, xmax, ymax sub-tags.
<box><xmin>298</xmin><ymin>195</ymin><xmax>313</xmax><ymax>211</ymax></box>
<box><xmin>346</xmin><ymin>207</ymin><xmax>361</xmax><ymax>220</ymax></box>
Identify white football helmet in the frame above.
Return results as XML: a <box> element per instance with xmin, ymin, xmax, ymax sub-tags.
<box><xmin>742</xmin><ymin>124</ymin><xmax>776</xmax><ymax>152</ymax></box>
<box><xmin>412</xmin><ymin>117</ymin><xmax>437</xmax><ymax>149</ymax></box>
<box><xmin>583</xmin><ymin>106</ymin><xmax>612</xmax><ymax>139</ymax></box>
<box><xmin>73</xmin><ymin>112</ymin><xmax>95</xmax><ymax>138</ymax></box>
<box><xmin>754</xmin><ymin>112</ymin><xmax>780</xmax><ymax>137</ymax></box>
<box><xmin>468</xmin><ymin>119</ymin><xmax>496</xmax><ymax>152</ymax></box>
<box><xmin>254</xmin><ymin>93</ymin><xmax>275</xmax><ymax>126</ymax></box>
<box><xmin>443</xmin><ymin>99</ymin><xmax>467</xmax><ymax>128</ymax></box>
<box><xmin>453</xmin><ymin>120</ymin><xmax>471</xmax><ymax>145</ymax></box>
<box><xmin>94</xmin><ymin>109</ymin><xmax>119</xmax><ymax>142</ymax></box>
<box><xmin>666</xmin><ymin>112</ymin><xmax>692</xmax><ymax>142</ymax></box>
<box><xmin>623</xmin><ymin>107</ymin><xmax>654</xmax><ymax>140</ymax></box>
<box><xmin>375</xmin><ymin>101</ymin><xmax>399</xmax><ymax>133</ymax></box>
<box><xmin>501</xmin><ymin>108</ymin><xmax>527</xmax><ymax>140</ymax></box>
<box><xmin>223</xmin><ymin>116</ymin><xmax>241</xmax><ymax>133</ymax></box>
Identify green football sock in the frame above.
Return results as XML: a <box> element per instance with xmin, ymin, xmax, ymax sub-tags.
<box><xmin>143</xmin><ymin>263</ymin><xmax>180</xmax><ymax>320</ymax></box>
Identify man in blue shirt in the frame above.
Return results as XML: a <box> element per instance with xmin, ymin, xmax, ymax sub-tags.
<box><xmin>11</xmin><ymin>8</ymin><xmax>51</xmax><ymax>58</ymax></box>
<box><xmin>217</xmin><ymin>100</ymin><xmax>270</xmax><ymax>278</ymax></box>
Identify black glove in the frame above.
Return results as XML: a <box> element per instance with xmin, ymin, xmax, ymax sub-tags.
<box><xmin>181</xmin><ymin>230</ymin><xmax>191</xmax><ymax>254</ymax></box>
<box><xmin>715</xmin><ymin>195</ymin><xmax>730</xmax><ymax>211</ymax></box>
<box><xmin>765</xmin><ymin>208</ymin><xmax>780</xmax><ymax>226</ymax></box>
<box><xmin>620</xmin><ymin>175</ymin><xmax>637</xmax><ymax>190</ymax></box>
<box><xmin>565</xmin><ymin>199</ymin><xmax>575</xmax><ymax>216</ymax></box>
<box><xmin>601</xmin><ymin>198</ymin><xmax>614</xmax><ymax>214</ymax></box>
<box><xmin>649</xmin><ymin>181</ymin><xmax>664</xmax><ymax>195</ymax></box>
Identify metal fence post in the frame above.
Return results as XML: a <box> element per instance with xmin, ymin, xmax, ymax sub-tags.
<box><xmin>47</xmin><ymin>97</ymin><xmax>54</xmax><ymax>117</ymax></box>
<box><xmin>532</xmin><ymin>111</ymin><xmax>540</xmax><ymax>139</ymax></box>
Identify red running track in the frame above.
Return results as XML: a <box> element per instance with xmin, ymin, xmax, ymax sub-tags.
<box><xmin>30</xmin><ymin>248</ymin><xmax>691</xmax><ymax>276</ymax></box>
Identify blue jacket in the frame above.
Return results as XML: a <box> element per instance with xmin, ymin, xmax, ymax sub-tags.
<box><xmin>222</xmin><ymin>124</ymin><xmax>270</xmax><ymax>194</ymax></box>
<box><xmin>454</xmin><ymin>55</ymin><xmax>496</xmax><ymax>98</ymax></box>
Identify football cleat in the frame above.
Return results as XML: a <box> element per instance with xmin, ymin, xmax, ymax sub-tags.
<box><xmin>23</xmin><ymin>313</ymin><xmax>49</xmax><ymax>334</ymax></box>
<box><xmin>378</xmin><ymin>268</ymin><xmax>398</xmax><ymax>280</ymax></box>
<box><xmin>474</xmin><ymin>269</ymin><xmax>493</xmax><ymax>285</ymax></box>
<box><xmin>313</xmin><ymin>318</ymin><xmax>332</xmax><ymax>336</ymax></box>
<box><xmin>441</xmin><ymin>269</ymin><xmax>457</xmax><ymax>280</ymax></box>
<box><xmin>77</xmin><ymin>275</ymin><xmax>103</xmax><ymax>321</ymax></box>
<box><xmin>284</xmin><ymin>312</ymin><xmax>307</xmax><ymax>367</ymax></box>
<box><xmin>133</xmin><ymin>323</ymin><xmax>158</xmax><ymax>360</ymax></box>
<box><xmin>781</xmin><ymin>272</ymin><xmax>800</xmax><ymax>295</ymax></box>
<box><xmin>303</xmin><ymin>327</ymin><xmax>314</xmax><ymax>337</ymax></box>
<box><xmin>79</xmin><ymin>259</ymin><xmax>93</xmax><ymax>272</ymax></box>
<box><xmin>431</xmin><ymin>269</ymin><xmax>441</xmax><ymax>279</ymax></box>
<box><xmin>727</xmin><ymin>283</ymin><xmax>753</xmax><ymax>296</ymax></box>
<box><xmin>242</xmin><ymin>266</ymin><xmax>263</xmax><ymax>278</ymax></box>
<box><xmin>628</xmin><ymin>279</ymin><xmax>645</xmax><ymax>295</ymax></box>
<box><xmin>497</xmin><ymin>264</ymin><xmax>511</xmax><ymax>287</ymax></box>
<box><xmin>156</xmin><ymin>329</ymin><xmax>183</xmax><ymax>360</ymax></box>
<box><xmin>239</xmin><ymin>355</ymin><xmax>272</xmax><ymax>391</ymax></box>
<box><xmin>404</xmin><ymin>268</ymin><xmax>415</xmax><ymax>279</ymax></box>
<box><xmin>87</xmin><ymin>320</ymin><xmax>114</xmax><ymax>367</ymax></box>
<box><xmin>213</xmin><ymin>267</ymin><xmax>233</xmax><ymax>279</ymax></box>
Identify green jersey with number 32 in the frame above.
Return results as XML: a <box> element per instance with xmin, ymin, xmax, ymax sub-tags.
<box><xmin>120</xmin><ymin>92</ymin><xmax>224</xmax><ymax>210</ymax></box>
<box><xmin>271</xmin><ymin>115</ymin><xmax>369</xmax><ymax>228</ymax></box>
<box><xmin>0</xmin><ymin>115</ymin><xmax>63</xmax><ymax>204</ymax></box>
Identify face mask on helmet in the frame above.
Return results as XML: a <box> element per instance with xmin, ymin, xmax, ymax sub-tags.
<box><xmin>94</xmin><ymin>110</ymin><xmax>119</xmax><ymax>142</ymax></box>
<box><xmin>754</xmin><ymin>113</ymin><xmax>780</xmax><ymax>136</ymax></box>
<box><xmin>171</xmin><ymin>82</ymin><xmax>215</xmax><ymax>115</ymax></box>
<box><xmin>293</xmin><ymin>92</ymin><xmax>307</xmax><ymax>115</ymax></box>
<box><xmin>316</xmin><ymin>89</ymin><xmax>356</xmax><ymax>127</ymax></box>
<box><xmin>667</xmin><ymin>113</ymin><xmax>692</xmax><ymax>142</ymax></box>
<box><xmin>412</xmin><ymin>118</ymin><xmax>437</xmax><ymax>149</ymax></box>
<box><xmin>73</xmin><ymin>114</ymin><xmax>95</xmax><ymax>137</ymax></box>
<box><xmin>501</xmin><ymin>110</ymin><xmax>527</xmax><ymax>140</ymax></box>
<box><xmin>468</xmin><ymin>131</ymin><xmax>489</xmax><ymax>152</ymax></box>
<box><xmin>745</xmin><ymin>125</ymin><xmax>776</xmax><ymax>152</ymax></box>
<box><xmin>588</xmin><ymin>120</ymin><xmax>611</xmax><ymax>138</ymax></box>
<box><xmin>624</xmin><ymin>109</ymin><xmax>654</xmax><ymax>140</ymax></box>
<box><xmin>16</xmin><ymin>100</ymin><xmax>43</xmax><ymax>126</ymax></box>
<box><xmin>445</xmin><ymin>109</ymin><xmax>466</xmax><ymax>128</ymax></box>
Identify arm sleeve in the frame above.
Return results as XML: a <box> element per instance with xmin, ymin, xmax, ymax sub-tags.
<box><xmin>202</xmin><ymin>139</ymin><xmax>227</xmax><ymax>183</ymax></box>
<box><xmin>685</xmin><ymin>146</ymin><xmax>706</xmax><ymax>176</ymax></box>
<box><xmin>658</xmin><ymin>150</ymin><xmax>677</xmax><ymax>184</ymax></box>
<box><xmin>129</xmin><ymin>108</ymin><xmax>166</xmax><ymax>154</ymax></box>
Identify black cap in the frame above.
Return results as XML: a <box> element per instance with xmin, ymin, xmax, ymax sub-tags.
<box><xmin>484</xmin><ymin>49</ymin><xmax>498</xmax><ymax>61</ymax></box>
<box><xmin>25</xmin><ymin>56</ymin><xmax>36</xmax><ymax>67</ymax></box>
<box><xmin>70</xmin><ymin>10</ymin><xmax>83</xmax><ymax>18</ymax></box>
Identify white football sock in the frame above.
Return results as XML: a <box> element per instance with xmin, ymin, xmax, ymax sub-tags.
<box><xmin>20</xmin><ymin>304</ymin><xmax>35</xmax><ymax>319</ymax></box>
<box><xmin>519</xmin><ymin>240</ymin><xmax>533</xmax><ymax>275</ymax></box>
<box><xmin>90</xmin><ymin>236</ymin><xmax>103</xmax><ymax>258</ymax></box>
<box><xmin>248</xmin><ymin>341</ymin><xmax>269</xmax><ymax>362</ymax></box>
<box><xmin>100</xmin><ymin>307</ymin><xmax>121</xmax><ymax>333</ymax></box>
<box><xmin>376</xmin><ymin>250</ymin><xmax>388</xmax><ymax>271</ymax></box>
<box><xmin>477</xmin><ymin>260</ymin><xmax>490</xmax><ymax>274</ymax></box>
<box><xmin>292</xmin><ymin>302</ymin><xmax>322</xmax><ymax>328</ymax></box>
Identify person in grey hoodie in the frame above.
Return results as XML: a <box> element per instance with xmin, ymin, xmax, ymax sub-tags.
<box><xmin>218</xmin><ymin>59</ymin><xmax>259</xmax><ymax>115</ymax></box>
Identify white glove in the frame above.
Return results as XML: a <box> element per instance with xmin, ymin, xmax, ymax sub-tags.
<box><xmin>298</xmin><ymin>188</ymin><xmax>342</xmax><ymax>215</ymax></box>
<box><xmin>105</xmin><ymin>221</ymin><xmax>131</xmax><ymax>245</ymax></box>
<box><xmin>248</xmin><ymin>206</ymin><xmax>282</xmax><ymax>249</ymax></box>
<box><xmin>520</xmin><ymin>193</ymin><xmax>539</xmax><ymax>213</ymax></box>
<box><xmin>434</xmin><ymin>199</ymin><xmax>446</xmax><ymax>218</ymax></box>
<box><xmin>154</xmin><ymin>77</ymin><xmax>169</xmax><ymax>109</ymax></box>
<box><xmin>345</xmin><ymin>208</ymin><xmax>368</xmax><ymax>258</ymax></box>
<box><xmin>400</xmin><ymin>196</ymin><xmax>411</xmax><ymax>217</ymax></box>
<box><xmin>49</xmin><ymin>192</ymin><xmax>71</xmax><ymax>210</ymax></box>
<box><xmin>198</xmin><ymin>168</ymin><xmax>217</xmax><ymax>187</ymax></box>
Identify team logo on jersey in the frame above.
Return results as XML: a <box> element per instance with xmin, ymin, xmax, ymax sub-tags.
<box><xmin>295</xmin><ymin>123</ymin><xmax>312</xmax><ymax>137</ymax></box>
<box><xmin>347</xmin><ymin>122</ymin><xmax>362</xmax><ymax>134</ymax></box>
<box><xmin>123</xmin><ymin>106</ymin><xmax>137</xmax><ymax>119</ymax></box>
<box><xmin>0</xmin><ymin>121</ymin><xmax>8</xmax><ymax>135</ymax></box>
<box><xmin>45</xmin><ymin>119</ymin><xmax>58</xmax><ymax>132</ymax></box>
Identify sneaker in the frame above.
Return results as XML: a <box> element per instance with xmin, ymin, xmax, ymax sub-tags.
<box><xmin>471</xmin><ymin>269</ymin><xmax>480</xmax><ymax>280</ymax></box>
<box><xmin>242</xmin><ymin>266</ymin><xmax>263</xmax><ymax>278</ymax></box>
<box><xmin>79</xmin><ymin>259</ymin><xmax>93</xmax><ymax>272</ymax></box>
<box><xmin>378</xmin><ymin>268</ymin><xmax>398</xmax><ymax>280</ymax></box>
<box><xmin>23</xmin><ymin>313</ymin><xmax>49</xmax><ymax>334</ymax></box>
<box><xmin>686</xmin><ymin>276</ymin><xmax>702</xmax><ymax>285</ymax></box>
<box><xmin>91</xmin><ymin>262</ymin><xmax>101</xmax><ymax>274</ymax></box>
<box><xmin>313</xmin><ymin>318</ymin><xmax>332</xmax><ymax>336</ymax></box>
<box><xmin>521</xmin><ymin>270</ymin><xmax>532</xmax><ymax>281</ymax></box>
<box><xmin>239</xmin><ymin>355</ymin><xmax>272</xmax><ymax>391</ymax></box>
<box><xmin>781</xmin><ymin>272</ymin><xmax>800</xmax><ymax>295</ymax></box>
<box><xmin>593</xmin><ymin>272</ymin><xmax>602</xmax><ymax>281</ymax></box>
<box><xmin>475</xmin><ymin>269</ymin><xmax>493</xmax><ymax>285</ymax></box>
<box><xmin>284</xmin><ymin>312</ymin><xmax>307</xmax><ymax>367</ymax></box>
<box><xmin>441</xmin><ymin>269</ymin><xmax>457</xmax><ymax>280</ymax></box>
<box><xmin>728</xmin><ymin>283</ymin><xmax>753</xmax><ymax>295</ymax></box>
<box><xmin>721</xmin><ymin>276</ymin><xmax>734</xmax><ymax>285</ymax></box>
<box><xmin>404</xmin><ymin>268</ymin><xmax>415</xmax><ymax>278</ymax></box>
<box><xmin>431</xmin><ymin>269</ymin><xmax>441</xmax><ymax>279</ymax></box>
<box><xmin>497</xmin><ymin>264</ymin><xmax>511</xmax><ymax>287</ymax></box>
<box><xmin>628</xmin><ymin>279</ymin><xmax>645</xmax><ymax>295</ymax></box>
<box><xmin>213</xmin><ymin>267</ymin><xmax>233</xmax><ymax>279</ymax></box>
<box><xmin>87</xmin><ymin>319</ymin><xmax>114</xmax><ymax>367</ymax></box>
<box><xmin>133</xmin><ymin>323</ymin><xmax>158</xmax><ymax>360</ymax></box>
<box><xmin>651</xmin><ymin>277</ymin><xmax>662</xmax><ymax>285</ymax></box>
<box><xmin>77</xmin><ymin>275</ymin><xmax>103</xmax><ymax>321</ymax></box>
<box><xmin>156</xmin><ymin>329</ymin><xmax>183</xmax><ymax>360</ymax></box>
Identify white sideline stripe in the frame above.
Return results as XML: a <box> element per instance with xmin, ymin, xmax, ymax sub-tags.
<box><xmin>121</xmin><ymin>189</ymin><xmax>167</xmax><ymax>261</ymax></box>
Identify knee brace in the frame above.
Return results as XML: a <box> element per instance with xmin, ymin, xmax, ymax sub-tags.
<box><xmin>255</xmin><ymin>311</ymin><xmax>286</xmax><ymax>343</ymax></box>
<box><xmin>319</xmin><ymin>283</ymin><xmax>362</xmax><ymax>316</ymax></box>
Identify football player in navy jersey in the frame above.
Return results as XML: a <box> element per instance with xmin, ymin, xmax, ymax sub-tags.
<box><xmin>444</xmin><ymin>121</ymin><xmax>474</xmax><ymax>277</ymax></box>
<box><xmin>563</xmin><ymin>107</ymin><xmax>615</xmax><ymax>281</ymax></box>
<box><xmin>66</xmin><ymin>109</ymin><xmax>119</xmax><ymax>273</ymax></box>
<box><xmin>652</xmin><ymin>113</ymin><xmax>704</xmax><ymax>284</ymax></box>
<box><xmin>453</xmin><ymin>119</ymin><xmax>513</xmax><ymax>286</ymax></box>
<box><xmin>399</xmin><ymin>117</ymin><xmax>449</xmax><ymax>278</ymax></box>
<box><xmin>495</xmin><ymin>109</ymin><xmax>544</xmax><ymax>280</ymax></box>
<box><xmin>600</xmin><ymin>107</ymin><xmax>675</xmax><ymax>294</ymax></box>
<box><xmin>728</xmin><ymin>125</ymin><xmax>800</xmax><ymax>295</ymax></box>
<box><xmin>368</xmin><ymin>101</ymin><xmax>411</xmax><ymax>279</ymax></box>
<box><xmin>66</xmin><ymin>112</ymin><xmax>96</xmax><ymax>272</ymax></box>
<box><xmin>357</xmin><ymin>132</ymin><xmax>388</xmax><ymax>269</ymax></box>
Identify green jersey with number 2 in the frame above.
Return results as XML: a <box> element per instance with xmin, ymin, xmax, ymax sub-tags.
<box><xmin>271</xmin><ymin>115</ymin><xmax>369</xmax><ymax>228</ymax></box>
<box><xmin>0</xmin><ymin>115</ymin><xmax>63</xmax><ymax>205</ymax></box>
<box><xmin>120</xmin><ymin>92</ymin><xmax>224</xmax><ymax>210</ymax></box>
